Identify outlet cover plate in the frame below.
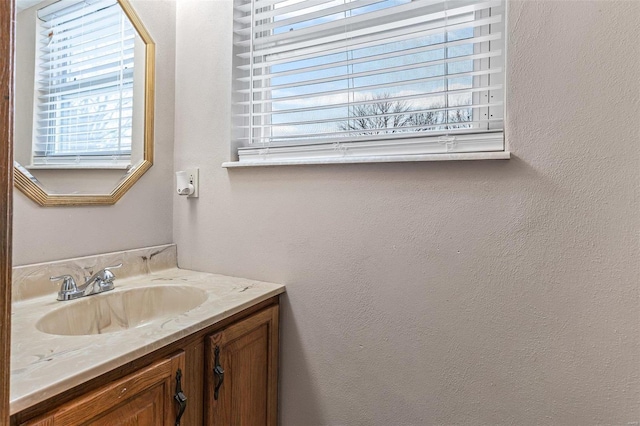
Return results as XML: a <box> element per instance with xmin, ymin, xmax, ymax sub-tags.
<box><xmin>185</xmin><ymin>168</ymin><xmax>199</xmax><ymax>198</ymax></box>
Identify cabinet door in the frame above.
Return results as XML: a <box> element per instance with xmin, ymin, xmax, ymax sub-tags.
<box><xmin>23</xmin><ymin>351</ymin><xmax>186</xmax><ymax>426</ymax></box>
<box><xmin>205</xmin><ymin>306</ymin><xmax>279</xmax><ymax>426</ymax></box>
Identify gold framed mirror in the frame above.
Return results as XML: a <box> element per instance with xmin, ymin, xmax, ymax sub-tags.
<box><xmin>14</xmin><ymin>0</ymin><xmax>154</xmax><ymax>206</ymax></box>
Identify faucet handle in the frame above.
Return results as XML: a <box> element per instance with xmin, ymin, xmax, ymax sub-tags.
<box><xmin>95</xmin><ymin>263</ymin><xmax>123</xmax><ymax>288</ymax></box>
<box><xmin>103</xmin><ymin>263</ymin><xmax>123</xmax><ymax>272</ymax></box>
<box><xmin>51</xmin><ymin>275</ymin><xmax>82</xmax><ymax>301</ymax></box>
<box><xmin>50</xmin><ymin>275</ymin><xmax>78</xmax><ymax>292</ymax></box>
<box><xmin>102</xmin><ymin>263</ymin><xmax>122</xmax><ymax>280</ymax></box>
<box><xmin>84</xmin><ymin>263</ymin><xmax>122</xmax><ymax>281</ymax></box>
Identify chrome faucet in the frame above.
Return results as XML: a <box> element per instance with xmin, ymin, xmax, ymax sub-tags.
<box><xmin>50</xmin><ymin>263</ymin><xmax>122</xmax><ymax>301</ymax></box>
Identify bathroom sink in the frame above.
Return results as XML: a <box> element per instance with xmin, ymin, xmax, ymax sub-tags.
<box><xmin>36</xmin><ymin>285</ymin><xmax>208</xmax><ymax>336</ymax></box>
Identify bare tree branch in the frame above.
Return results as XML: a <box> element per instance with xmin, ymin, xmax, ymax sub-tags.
<box><xmin>338</xmin><ymin>93</ymin><xmax>472</xmax><ymax>135</ymax></box>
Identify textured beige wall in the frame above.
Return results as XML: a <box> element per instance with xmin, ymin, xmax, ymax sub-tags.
<box><xmin>174</xmin><ymin>0</ymin><xmax>640</xmax><ymax>424</ymax></box>
<box><xmin>13</xmin><ymin>0</ymin><xmax>176</xmax><ymax>265</ymax></box>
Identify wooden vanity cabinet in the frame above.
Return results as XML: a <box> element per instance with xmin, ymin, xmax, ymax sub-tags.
<box><xmin>22</xmin><ymin>351</ymin><xmax>186</xmax><ymax>426</ymax></box>
<box><xmin>205</xmin><ymin>304</ymin><xmax>279</xmax><ymax>426</ymax></box>
<box><xmin>12</xmin><ymin>298</ymin><xmax>279</xmax><ymax>426</ymax></box>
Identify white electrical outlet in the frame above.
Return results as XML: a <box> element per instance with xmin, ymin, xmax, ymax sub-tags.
<box><xmin>185</xmin><ymin>168</ymin><xmax>199</xmax><ymax>198</ymax></box>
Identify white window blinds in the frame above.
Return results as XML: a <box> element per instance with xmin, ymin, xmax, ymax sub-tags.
<box><xmin>34</xmin><ymin>0</ymin><xmax>135</xmax><ymax>168</ymax></box>
<box><xmin>232</xmin><ymin>0</ymin><xmax>505</xmax><ymax>163</ymax></box>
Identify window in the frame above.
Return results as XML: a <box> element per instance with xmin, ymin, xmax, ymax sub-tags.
<box><xmin>33</xmin><ymin>0</ymin><xmax>135</xmax><ymax>168</ymax></box>
<box><xmin>231</xmin><ymin>0</ymin><xmax>506</xmax><ymax>165</ymax></box>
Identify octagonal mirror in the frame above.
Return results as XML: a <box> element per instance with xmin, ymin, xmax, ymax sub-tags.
<box><xmin>14</xmin><ymin>0</ymin><xmax>154</xmax><ymax>206</ymax></box>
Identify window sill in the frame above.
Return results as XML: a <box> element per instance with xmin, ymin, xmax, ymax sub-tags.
<box><xmin>26</xmin><ymin>164</ymin><xmax>131</xmax><ymax>170</ymax></box>
<box><xmin>222</xmin><ymin>151</ymin><xmax>510</xmax><ymax>168</ymax></box>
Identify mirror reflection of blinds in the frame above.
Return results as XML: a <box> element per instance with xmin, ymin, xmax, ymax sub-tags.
<box><xmin>233</xmin><ymin>0</ymin><xmax>504</xmax><ymax>158</ymax></box>
<box><xmin>33</xmin><ymin>0</ymin><xmax>134</xmax><ymax>167</ymax></box>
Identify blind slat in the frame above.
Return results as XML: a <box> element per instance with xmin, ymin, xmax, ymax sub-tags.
<box><xmin>37</xmin><ymin>97</ymin><xmax>133</xmax><ymax>119</ymax></box>
<box><xmin>39</xmin><ymin>28</ymin><xmax>135</xmax><ymax>59</ymax></box>
<box><xmin>38</xmin><ymin>115</ymin><xmax>133</xmax><ymax>132</ymax></box>
<box><xmin>242</xmin><ymin>102</ymin><xmax>502</xmax><ymax>128</ymax></box>
<box><xmin>38</xmin><ymin>74</ymin><xmax>134</xmax><ymax>99</ymax></box>
<box><xmin>239</xmin><ymin>50</ymin><xmax>501</xmax><ymax>94</ymax></box>
<box><xmin>41</xmin><ymin>8</ymin><xmax>124</xmax><ymax>41</ymax></box>
<box><xmin>237</xmin><ymin>14</ymin><xmax>501</xmax><ymax>61</ymax></box>
<box><xmin>40</xmin><ymin>49</ymin><xmax>134</xmax><ymax>76</ymax></box>
<box><xmin>237</xmin><ymin>0</ymin><xmax>499</xmax><ymax>48</ymax></box>
<box><xmin>239</xmin><ymin>119</ymin><xmax>504</xmax><ymax>143</ymax></box>
<box><xmin>237</xmin><ymin>32</ymin><xmax>501</xmax><ymax>77</ymax></box>
<box><xmin>38</xmin><ymin>0</ymin><xmax>118</xmax><ymax>22</ymax></box>
<box><xmin>35</xmin><ymin>126</ymin><xmax>132</xmax><ymax>140</ymax></box>
<box><xmin>40</xmin><ymin>53</ymin><xmax>134</xmax><ymax>80</ymax></box>
<box><xmin>236</xmin><ymin>84</ymin><xmax>502</xmax><ymax>116</ymax></box>
<box><xmin>239</xmin><ymin>68</ymin><xmax>502</xmax><ymax>105</ymax></box>
<box><xmin>235</xmin><ymin>0</ymin><xmax>331</xmax><ymax>24</ymax></box>
<box><xmin>235</xmin><ymin>0</ymin><xmax>390</xmax><ymax>36</ymax></box>
<box><xmin>235</xmin><ymin>0</ymin><xmax>291</xmax><ymax>13</ymax></box>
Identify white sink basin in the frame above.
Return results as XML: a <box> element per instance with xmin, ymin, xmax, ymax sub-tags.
<box><xmin>36</xmin><ymin>285</ymin><xmax>208</xmax><ymax>336</ymax></box>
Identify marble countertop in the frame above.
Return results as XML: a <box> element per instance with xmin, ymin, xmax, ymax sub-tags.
<box><xmin>10</xmin><ymin>267</ymin><xmax>285</xmax><ymax>415</ymax></box>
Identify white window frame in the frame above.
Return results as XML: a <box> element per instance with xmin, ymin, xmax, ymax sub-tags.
<box><xmin>226</xmin><ymin>0</ymin><xmax>509</xmax><ymax>167</ymax></box>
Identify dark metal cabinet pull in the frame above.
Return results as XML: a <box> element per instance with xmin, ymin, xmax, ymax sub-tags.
<box><xmin>213</xmin><ymin>345</ymin><xmax>225</xmax><ymax>401</ymax></box>
<box><xmin>174</xmin><ymin>369</ymin><xmax>187</xmax><ymax>426</ymax></box>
